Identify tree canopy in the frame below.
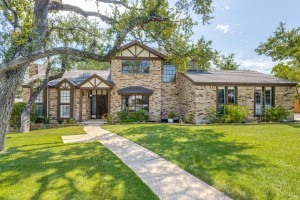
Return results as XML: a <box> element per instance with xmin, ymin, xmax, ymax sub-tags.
<box><xmin>256</xmin><ymin>22</ymin><xmax>300</xmax><ymax>96</ymax></box>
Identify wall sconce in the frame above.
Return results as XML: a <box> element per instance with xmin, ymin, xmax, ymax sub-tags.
<box><xmin>88</xmin><ymin>93</ymin><xmax>93</xmax><ymax>98</ymax></box>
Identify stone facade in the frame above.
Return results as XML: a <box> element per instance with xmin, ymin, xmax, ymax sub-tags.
<box><xmin>21</xmin><ymin>42</ymin><xmax>296</xmax><ymax>123</ymax></box>
<box><xmin>23</xmin><ymin>88</ymin><xmax>30</xmax><ymax>102</ymax></box>
<box><xmin>110</xmin><ymin>59</ymin><xmax>163</xmax><ymax>121</ymax></box>
<box><xmin>275</xmin><ymin>86</ymin><xmax>295</xmax><ymax>120</ymax></box>
<box><xmin>48</xmin><ymin>88</ymin><xmax>58</xmax><ymax>120</ymax></box>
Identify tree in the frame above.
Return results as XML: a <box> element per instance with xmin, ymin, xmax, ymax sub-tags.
<box><xmin>214</xmin><ymin>53</ymin><xmax>240</xmax><ymax>70</ymax></box>
<box><xmin>256</xmin><ymin>22</ymin><xmax>300</xmax><ymax>95</ymax></box>
<box><xmin>20</xmin><ymin>57</ymin><xmax>67</xmax><ymax>133</ymax></box>
<box><xmin>0</xmin><ymin>0</ymin><xmax>214</xmax><ymax>151</ymax></box>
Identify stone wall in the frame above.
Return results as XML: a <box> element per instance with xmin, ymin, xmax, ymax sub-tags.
<box><xmin>23</xmin><ymin>88</ymin><xmax>30</xmax><ymax>102</ymax></box>
<box><xmin>161</xmin><ymin>73</ymin><xmax>180</xmax><ymax>119</ymax></box>
<box><xmin>110</xmin><ymin>59</ymin><xmax>163</xmax><ymax>121</ymax></box>
<box><xmin>48</xmin><ymin>88</ymin><xmax>57</xmax><ymax>120</ymax></box>
<box><xmin>237</xmin><ymin>86</ymin><xmax>255</xmax><ymax>120</ymax></box>
<box><xmin>74</xmin><ymin>89</ymin><xmax>91</xmax><ymax>121</ymax></box>
<box><xmin>275</xmin><ymin>86</ymin><xmax>295</xmax><ymax>120</ymax></box>
<box><xmin>178</xmin><ymin>74</ymin><xmax>194</xmax><ymax>117</ymax></box>
<box><xmin>193</xmin><ymin>85</ymin><xmax>217</xmax><ymax>122</ymax></box>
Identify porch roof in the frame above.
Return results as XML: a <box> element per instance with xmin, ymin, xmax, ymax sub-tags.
<box><xmin>117</xmin><ymin>86</ymin><xmax>154</xmax><ymax>95</ymax></box>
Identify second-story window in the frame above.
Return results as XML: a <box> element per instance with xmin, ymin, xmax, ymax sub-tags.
<box><xmin>163</xmin><ymin>64</ymin><xmax>176</xmax><ymax>82</ymax></box>
<box><xmin>122</xmin><ymin>60</ymin><xmax>150</xmax><ymax>74</ymax></box>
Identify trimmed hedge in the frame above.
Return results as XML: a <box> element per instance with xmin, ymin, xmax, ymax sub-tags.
<box><xmin>116</xmin><ymin>110</ymin><xmax>149</xmax><ymax>123</ymax></box>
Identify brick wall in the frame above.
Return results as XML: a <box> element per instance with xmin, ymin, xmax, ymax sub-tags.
<box><xmin>110</xmin><ymin>59</ymin><xmax>163</xmax><ymax>121</ymax></box>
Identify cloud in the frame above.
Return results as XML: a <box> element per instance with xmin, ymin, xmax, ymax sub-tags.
<box><xmin>216</xmin><ymin>24</ymin><xmax>230</xmax><ymax>34</ymax></box>
<box><xmin>237</xmin><ymin>57</ymin><xmax>277</xmax><ymax>74</ymax></box>
<box><xmin>213</xmin><ymin>3</ymin><xmax>230</xmax><ymax>11</ymax></box>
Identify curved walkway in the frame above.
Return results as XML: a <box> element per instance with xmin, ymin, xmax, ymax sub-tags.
<box><xmin>62</xmin><ymin>124</ymin><xmax>231</xmax><ymax>200</ymax></box>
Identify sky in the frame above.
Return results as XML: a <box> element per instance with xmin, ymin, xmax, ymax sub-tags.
<box><xmin>63</xmin><ymin>0</ymin><xmax>300</xmax><ymax>74</ymax></box>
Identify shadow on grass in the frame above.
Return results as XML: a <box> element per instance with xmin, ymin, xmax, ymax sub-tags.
<box><xmin>0</xmin><ymin>138</ymin><xmax>157</xmax><ymax>199</ymax></box>
<box><xmin>115</xmin><ymin>124</ymin><xmax>269</xmax><ymax>199</ymax></box>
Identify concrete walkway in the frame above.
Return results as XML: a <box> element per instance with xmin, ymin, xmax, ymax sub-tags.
<box><xmin>62</xmin><ymin>124</ymin><xmax>231</xmax><ymax>200</ymax></box>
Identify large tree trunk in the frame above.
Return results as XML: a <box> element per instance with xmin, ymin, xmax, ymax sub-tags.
<box><xmin>20</xmin><ymin>106</ymin><xmax>31</xmax><ymax>133</ymax></box>
<box><xmin>0</xmin><ymin>66</ymin><xmax>28</xmax><ymax>152</ymax></box>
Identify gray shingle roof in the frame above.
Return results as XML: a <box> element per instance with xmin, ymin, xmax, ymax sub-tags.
<box><xmin>117</xmin><ymin>86</ymin><xmax>154</xmax><ymax>95</ymax></box>
<box><xmin>24</xmin><ymin>70</ymin><xmax>111</xmax><ymax>87</ymax></box>
<box><xmin>185</xmin><ymin>70</ymin><xmax>296</xmax><ymax>86</ymax></box>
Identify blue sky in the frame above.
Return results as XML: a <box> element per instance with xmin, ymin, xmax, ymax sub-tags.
<box><xmin>65</xmin><ymin>0</ymin><xmax>300</xmax><ymax>73</ymax></box>
<box><xmin>192</xmin><ymin>0</ymin><xmax>300</xmax><ymax>73</ymax></box>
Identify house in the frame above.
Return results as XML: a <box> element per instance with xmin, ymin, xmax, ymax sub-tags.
<box><xmin>22</xmin><ymin>41</ymin><xmax>296</xmax><ymax>123</ymax></box>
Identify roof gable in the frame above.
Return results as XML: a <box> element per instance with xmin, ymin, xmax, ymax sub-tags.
<box><xmin>78</xmin><ymin>74</ymin><xmax>113</xmax><ymax>89</ymax></box>
<box><xmin>116</xmin><ymin>41</ymin><xmax>166</xmax><ymax>59</ymax></box>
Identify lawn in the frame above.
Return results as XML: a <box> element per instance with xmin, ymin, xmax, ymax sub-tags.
<box><xmin>0</xmin><ymin>126</ymin><xmax>157</xmax><ymax>200</ymax></box>
<box><xmin>104</xmin><ymin>124</ymin><xmax>300</xmax><ymax>200</ymax></box>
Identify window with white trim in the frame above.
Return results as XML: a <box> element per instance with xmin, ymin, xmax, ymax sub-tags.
<box><xmin>163</xmin><ymin>64</ymin><xmax>176</xmax><ymax>82</ymax></box>
<box><xmin>60</xmin><ymin>89</ymin><xmax>71</xmax><ymax>118</ymax></box>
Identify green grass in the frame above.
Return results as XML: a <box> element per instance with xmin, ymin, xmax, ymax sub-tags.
<box><xmin>0</xmin><ymin>126</ymin><xmax>157</xmax><ymax>200</ymax></box>
<box><xmin>104</xmin><ymin>124</ymin><xmax>300</xmax><ymax>200</ymax></box>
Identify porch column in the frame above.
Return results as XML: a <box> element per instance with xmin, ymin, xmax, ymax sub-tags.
<box><xmin>79</xmin><ymin>89</ymin><xmax>82</xmax><ymax>122</ymax></box>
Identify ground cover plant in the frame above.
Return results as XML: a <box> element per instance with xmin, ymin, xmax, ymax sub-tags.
<box><xmin>104</xmin><ymin>124</ymin><xmax>300</xmax><ymax>200</ymax></box>
<box><xmin>0</xmin><ymin>126</ymin><xmax>157</xmax><ymax>200</ymax></box>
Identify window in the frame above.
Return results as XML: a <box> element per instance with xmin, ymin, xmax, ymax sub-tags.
<box><xmin>60</xmin><ymin>89</ymin><xmax>71</xmax><ymax>118</ymax></box>
<box><xmin>255</xmin><ymin>87</ymin><xmax>274</xmax><ymax>116</ymax></box>
<box><xmin>163</xmin><ymin>64</ymin><xmax>176</xmax><ymax>82</ymax></box>
<box><xmin>227</xmin><ymin>87</ymin><xmax>236</xmax><ymax>104</ymax></box>
<box><xmin>60</xmin><ymin>105</ymin><xmax>70</xmax><ymax>118</ymax></box>
<box><xmin>217</xmin><ymin>86</ymin><xmax>237</xmax><ymax>108</ymax></box>
<box><xmin>35</xmin><ymin>91</ymin><xmax>43</xmax><ymax>116</ymax></box>
<box><xmin>122</xmin><ymin>95</ymin><xmax>149</xmax><ymax>111</ymax></box>
<box><xmin>122</xmin><ymin>60</ymin><xmax>150</xmax><ymax>74</ymax></box>
<box><xmin>60</xmin><ymin>90</ymin><xmax>70</xmax><ymax>103</ymax></box>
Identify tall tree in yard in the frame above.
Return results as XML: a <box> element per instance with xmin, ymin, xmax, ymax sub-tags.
<box><xmin>0</xmin><ymin>0</ymin><xmax>213</xmax><ymax>151</ymax></box>
<box><xmin>256</xmin><ymin>22</ymin><xmax>300</xmax><ymax>96</ymax></box>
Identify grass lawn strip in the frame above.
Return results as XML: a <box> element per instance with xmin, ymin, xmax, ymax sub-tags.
<box><xmin>0</xmin><ymin>126</ymin><xmax>158</xmax><ymax>200</ymax></box>
<box><xmin>104</xmin><ymin>124</ymin><xmax>300</xmax><ymax>200</ymax></box>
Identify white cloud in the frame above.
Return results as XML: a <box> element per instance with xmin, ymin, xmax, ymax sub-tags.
<box><xmin>237</xmin><ymin>57</ymin><xmax>277</xmax><ymax>74</ymax></box>
<box><xmin>213</xmin><ymin>3</ymin><xmax>230</xmax><ymax>11</ymax></box>
<box><xmin>216</xmin><ymin>24</ymin><xmax>230</xmax><ymax>34</ymax></box>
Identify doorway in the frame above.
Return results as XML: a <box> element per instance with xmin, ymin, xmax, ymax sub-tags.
<box><xmin>91</xmin><ymin>90</ymin><xmax>108</xmax><ymax>119</ymax></box>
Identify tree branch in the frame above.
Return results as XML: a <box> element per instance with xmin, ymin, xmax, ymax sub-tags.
<box><xmin>0</xmin><ymin>47</ymin><xmax>107</xmax><ymax>72</ymax></box>
<box><xmin>1</xmin><ymin>0</ymin><xmax>21</xmax><ymax>29</ymax></box>
<box><xmin>48</xmin><ymin>1</ymin><xmax>112</xmax><ymax>24</ymax></box>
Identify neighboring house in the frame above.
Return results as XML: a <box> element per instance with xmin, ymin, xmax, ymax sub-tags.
<box><xmin>22</xmin><ymin>41</ymin><xmax>296</xmax><ymax>123</ymax></box>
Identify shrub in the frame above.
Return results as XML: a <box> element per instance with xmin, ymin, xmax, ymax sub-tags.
<box><xmin>102</xmin><ymin>113</ymin><xmax>114</xmax><ymax>125</ymax></box>
<box><xmin>206</xmin><ymin>107</ymin><xmax>218</xmax><ymax>123</ymax></box>
<box><xmin>62</xmin><ymin>119</ymin><xmax>68</xmax><ymax>125</ymax></box>
<box><xmin>222</xmin><ymin>105</ymin><xmax>249</xmax><ymax>123</ymax></box>
<box><xmin>62</xmin><ymin>119</ymin><xmax>76</xmax><ymax>124</ymax></box>
<box><xmin>183</xmin><ymin>113</ymin><xmax>194</xmax><ymax>124</ymax></box>
<box><xmin>265</xmin><ymin>106</ymin><xmax>290</xmax><ymax>122</ymax></box>
<box><xmin>168</xmin><ymin>111</ymin><xmax>177</xmax><ymax>119</ymax></box>
<box><xmin>10</xmin><ymin>103</ymin><xmax>37</xmax><ymax>128</ymax></box>
<box><xmin>42</xmin><ymin>113</ymin><xmax>52</xmax><ymax>124</ymax></box>
<box><xmin>116</xmin><ymin>110</ymin><xmax>149</xmax><ymax>123</ymax></box>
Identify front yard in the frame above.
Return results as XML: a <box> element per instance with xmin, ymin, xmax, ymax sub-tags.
<box><xmin>0</xmin><ymin>126</ymin><xmax>157</xmax><ymax>200</ymax></box>
<box><xmin>104</xmin><ymin>124</ymin><xmax>300</xmax><ymax>200</ymax></box>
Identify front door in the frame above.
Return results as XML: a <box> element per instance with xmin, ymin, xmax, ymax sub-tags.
<box><xmin>96</xmin><ymin>95</ymin><xmax>108</xmax><ymax>118</ymax></box>
<box><xmin>91</xmin><ymin>90</ymin><xmax>108</xmax><ymax>119</ymax></box>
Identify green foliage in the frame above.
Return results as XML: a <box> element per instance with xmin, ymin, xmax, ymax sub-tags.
<box><xmin>102</xmin><ymin>113</ymin><xmax>114</xmax><ymax>125</ymax></box>
<box><xmin>222</xmin><ymin>105</ymin><xmax>249</xmax><ymax>123</ymax></box>
<box><xmin>10</xmin><ymin>102</ymin><xmax>37</xmax><ymax>128</ymax></box>
<box><xmin>168</xmin><ymin>111</ymin><xmax>177</xmax><ymax>119</ymax></box>
<box><xmin>62</xmin><ymin>119</ymin><xmax>76</xmax><ymax>124</ymax></box>
<box><xmin>256</xmin><ymin>22</ymin><xmax>300</xmax><ymax>95</ymax></box>
<box><xmin>207</xmin><ymin>105</ymin><xmax>249</xmax><ymax>123</ymax></box>
<box><xmin>214</xmin><ymin>53</ymin><xmax>240</xmax><ymax>70</ymax></box>
<box><xmin>265</xmin><ymin>106</ymin><xmax>290</xmax><ymax>122</ymax></box>
<box><xmin>206</xmin><ymin>107</ymin><xmax>218</xmax><ymax>123</ymax></box>
<box><xmin>183</xmin><ymin>113</ymin><xmax>194</xmax><ymax>124</ymax></box>
<box><xmin>116</xmin><ymin>111</ymin><xmax>149</xmax><ymax>123</ymax></box>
